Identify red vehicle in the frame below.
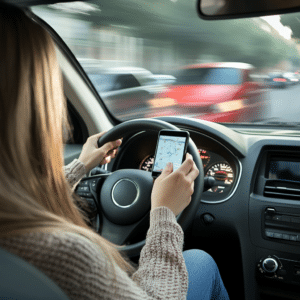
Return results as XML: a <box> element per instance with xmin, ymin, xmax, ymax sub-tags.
<box><xmin>146</xmin><ymin>62</ymin><xmax>269</xmax><ymax>123</ymax></box>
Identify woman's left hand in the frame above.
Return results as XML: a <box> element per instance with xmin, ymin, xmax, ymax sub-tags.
<box><xmin>78</xmin><ymin>131</ymin><xmax>123</xmax><ymax>173</ymax></box>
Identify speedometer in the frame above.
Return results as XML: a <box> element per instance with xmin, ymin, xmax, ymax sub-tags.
<box><xmin>205</xmin><ymin>162</ymin><xmax>234</xmax><ymax>193</ymax></box>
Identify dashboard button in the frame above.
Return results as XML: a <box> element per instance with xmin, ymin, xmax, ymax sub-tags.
<box><xmin>77</xmin><ymin>186</ymin><xmax>90</xmax><ymax>192</ymax></box>
<box><xmin>91</xmin><ymin>179</ymin><xmax>100</xmax><ymax>191</ymax></box>
<box><xmin>282</xmin><ymin>234</ymin><xmax>290</xmax><ymax>240</ymax></box>
<box><xmin>274</xmin><ymin>233</ymin><xmax>283</xmax><ymax>239</ymax></box>
<box><xmin>265</xmin><ymin>230</ymin><xmax>275</xmax><ymax>238</ymax></box>
<box><xmin>262</xmin><ymin>258</ymin><xmax>278</xmax><ymax>273</ymax></box>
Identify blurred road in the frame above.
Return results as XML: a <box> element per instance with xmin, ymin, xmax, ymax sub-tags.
<box><xmin>267</xmin><ymin>84</ymin><xmax>300</xmax><ymax>123</ymax></box>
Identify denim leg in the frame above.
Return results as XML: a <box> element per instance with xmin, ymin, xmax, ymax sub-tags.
<box><xmin>183</xmin><ymin>249</ymin><xmax>230</xmax><ymax>300</ymax></box>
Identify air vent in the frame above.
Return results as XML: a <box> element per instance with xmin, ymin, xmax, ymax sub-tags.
<box><xmin>264</xmin><ymin>180</ymin><xmax>300</xmax><ymax>200</ymax></box>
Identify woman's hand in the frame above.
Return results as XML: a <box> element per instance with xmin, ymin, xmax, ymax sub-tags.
<box><xmin>78</xmin><ymin>131</ymin><xmax>123</xmax><ymax>173</ymax></box>
<box><xmin>151</xmin><ymin>153</ymin><xmax>199</xmax><ymax>217</ymax></box>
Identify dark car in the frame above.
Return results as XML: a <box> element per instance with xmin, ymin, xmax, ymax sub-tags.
<box><xmin>267</xmin><ymin>72</ymin><xmax>290</xmax><ymax>88</ymax></box>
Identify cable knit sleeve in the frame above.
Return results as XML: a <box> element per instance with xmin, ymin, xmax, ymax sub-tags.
<box><xmin>130</xmin><ymin>206</ymin><xmax>188</xmax><ymax>299</ymax></box>
<box><xmin>80</xmin><ymin>206</ymin><xmax>188</xmax><ymax>300</ymax></box>
<box><xmin>0</xmin><ymin>206</ymin><xmax>188</xmax><ymax>300</ymax></box>
<box><xmin>63</xmin><ymin>159</ymin><xmax>87</xmax><ymax>189</ymax></box>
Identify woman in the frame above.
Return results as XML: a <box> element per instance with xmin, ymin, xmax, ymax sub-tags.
<box><xmin>0</xmin><ymin>3</ymin><xmax>229</xmax><ymax>300</ymax></box>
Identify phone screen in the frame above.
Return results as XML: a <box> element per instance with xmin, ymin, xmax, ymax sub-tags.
<box><xmin>152</xmin><ymin>130</ymin><xmax>189</xmax><ymax>177</ymax></box>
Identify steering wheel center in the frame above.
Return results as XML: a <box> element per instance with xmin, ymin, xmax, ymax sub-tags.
<box><xmin>100</xmin><ymin>169</ymin><xmax>153</xmax><ymax>226</ymax></box>
<box><xmin>112</xmin><ymin>179</ymin><xmax>139</xmax><ymax>208</ymax></box>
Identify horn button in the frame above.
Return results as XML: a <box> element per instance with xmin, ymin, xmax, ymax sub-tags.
<box><xmin>100</xmin><ymin>169</ymin><xmax>153</xmax><ymax>225</ymax></box>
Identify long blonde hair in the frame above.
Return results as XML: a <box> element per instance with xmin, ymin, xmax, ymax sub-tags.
<box><xmin>0</xmin><ymin>2</ymin><xmax>137</xmax><ymax>285</ymax></box>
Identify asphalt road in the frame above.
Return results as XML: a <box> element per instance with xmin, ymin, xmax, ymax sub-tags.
<box><xmin>267</xmin><ymin>83</ymin><xmax>300</xmax><ymax>123</ymax></box>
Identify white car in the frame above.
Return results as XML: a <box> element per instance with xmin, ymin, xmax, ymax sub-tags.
<box><xmin>283</xmin><ymin>72</ymin><xmax>299</xmax><ymax>85</ymax></box>
<box><xmin>79</xmin><ymin>61</ymin><xmax>163</xmax><ymax>119</ymax></box>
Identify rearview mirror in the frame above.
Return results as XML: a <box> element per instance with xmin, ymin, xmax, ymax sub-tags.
<box><xmin>198</xmin><ymin>0</ymin><xmax>300</xmax><ymax>20</ymax></box>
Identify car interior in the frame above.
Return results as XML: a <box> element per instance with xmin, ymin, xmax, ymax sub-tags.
<box><xmin>2</xmin><ymin>0</ymin><xmax>300</xmax><ymax>299</ymax></box>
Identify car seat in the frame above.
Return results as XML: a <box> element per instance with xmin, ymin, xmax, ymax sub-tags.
<box><xmin>0</xmin><ymin>246</ymin><xmax>70</xmax><ymax>300</ymax></box>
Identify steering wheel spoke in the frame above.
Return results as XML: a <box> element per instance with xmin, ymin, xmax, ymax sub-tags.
<box><xmin>100</xmin><ymin>210</ymin><xmax>150</xmax><ymax>246</ymax></box>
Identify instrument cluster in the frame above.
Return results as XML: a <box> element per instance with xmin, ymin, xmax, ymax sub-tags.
<box><xmin>139</xmin><ymin>148</ymin><xmax>235</xmax><ymax>195</ymax></box>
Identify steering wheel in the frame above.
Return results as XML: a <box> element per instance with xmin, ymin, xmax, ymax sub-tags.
<box><xmin>80</xmin><ymin>118</ymin><xmax>204</xmax><ymax>258</ymax></box>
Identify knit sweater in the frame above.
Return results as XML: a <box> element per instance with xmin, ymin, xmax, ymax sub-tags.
<box><xmin>0</xmin><ymin>159</ymin><xmax>188</xmax><ymax>299</ymax></box>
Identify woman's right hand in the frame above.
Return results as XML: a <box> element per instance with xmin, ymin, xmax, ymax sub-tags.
<box><xmin>151</xmin><ymin>153</ymin><xmax>200</xmax><ymax>217</ymax></box>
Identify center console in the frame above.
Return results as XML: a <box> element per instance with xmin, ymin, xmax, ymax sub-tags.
<box><xmin>250</xmin><ymin>146</ymin><xmax>300</xmax><ymax>299</ymax></box>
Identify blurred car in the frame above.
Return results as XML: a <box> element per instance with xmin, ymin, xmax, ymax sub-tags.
<box><xmin>151</xmin><ymin>74</ymin><xmax>176</xmax><ymax>85</ymax></box>
<box><xmin>79</xmin><ymin>59</ymin><xmax>156</xmax><ymax>92</ymax></box>
<box><xmin>80</xmin><ymin>62</ymin><xmax>164</xmax><ymax>119</ymax></box>
<box><xmin>146</xmin><ymin>62</ymin><xmax>268</xmax><ymax>122</ymax></box>
<box><xmin>266</xmin><ymin>72</ymin><xmax>289</xmax><ymax>88</ymax></box>
<box><xmin>283</xmin><ymin>72</ymin><xmax>299</xmax><ymax>85</ymax></box>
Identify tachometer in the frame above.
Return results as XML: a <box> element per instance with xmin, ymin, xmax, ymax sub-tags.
<box><xmin>139</xmin><ymin>155</ymin><xmax>154</xmax><ymax>172</ymax></box>
<box><xmin>205</xmin><ymin>162</ymin><xmax>234</xmax><ymax>193</ymax></box>
<box><xmin>198</xmin><ymin>149</ymin><xmax>210</xmax><ymax>168</ymax></box>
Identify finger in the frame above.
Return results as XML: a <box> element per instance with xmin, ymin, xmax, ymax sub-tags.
<box><xmin>100</xmin><ymin>139</ymin><xmax>122</xmax><ymax>154</ymax></box>
<box><xmin>178</xmin><ymin>153</ymin><xmax>194</xmax><ymax>176</ymax></box>
<box><xmin>191</xmin><ymin>181</ymin><xmax>195</xmax><ymax>195</ymax></box>
<box><xmin>101</xmin><ymin>155</ymin><xmax>111</xmax><ymax>165</ymax></box>
<box><xmin>107</xmin><ymin>148</ymin><xmax>118</xmax><ymax>158</ymax></box>
<box><xmin>159</xmin><ymin>162</ymin><xmax>172</xmax><ymax>180</ymax></box>
<box><xmin>113</xmin><ymin>148</ymin><xmax>118</xmax><ymax>156</ymax></box>
<box><xmin>183</xmin><ymin>153</ymin><xmax>192</xmax><ymax>163</ymax></box>
<box><xmin>106</xmin><ymin>147</ymin><xmax>115</xmax><ymax>155</ymax></box>
<box><xmin>186</xmin><ymin>163</ymin><xmax>200</xmax><ymax>182</ymax></box>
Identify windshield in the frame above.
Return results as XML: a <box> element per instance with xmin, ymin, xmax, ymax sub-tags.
<box><xmin>32</xmin><ymin>1</ymin><xmax>300</xmax><ymax>125</ymax></box>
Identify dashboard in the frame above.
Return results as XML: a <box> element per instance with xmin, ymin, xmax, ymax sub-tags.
<box><xmin>68</xmin><ymin>116</ymin><xmax>300</xmax><ymax>300</ymax></box>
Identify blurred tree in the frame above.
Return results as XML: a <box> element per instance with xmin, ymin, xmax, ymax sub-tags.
<box><xmin>281</xmin><ymin>14</ymin><xmax>300</xmax><ymax>38</ymax></box>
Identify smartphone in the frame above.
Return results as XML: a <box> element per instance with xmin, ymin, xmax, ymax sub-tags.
<box><xmin>151</xmin><ymin>129</ymin><xmax>190</xmax><ymax>178</ymax></box>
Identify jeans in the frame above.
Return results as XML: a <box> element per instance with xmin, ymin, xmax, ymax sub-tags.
<box><xmin>183</xmin><ymin>249</ymin><xmax>230</xmax><ymax>300</ymax></box>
